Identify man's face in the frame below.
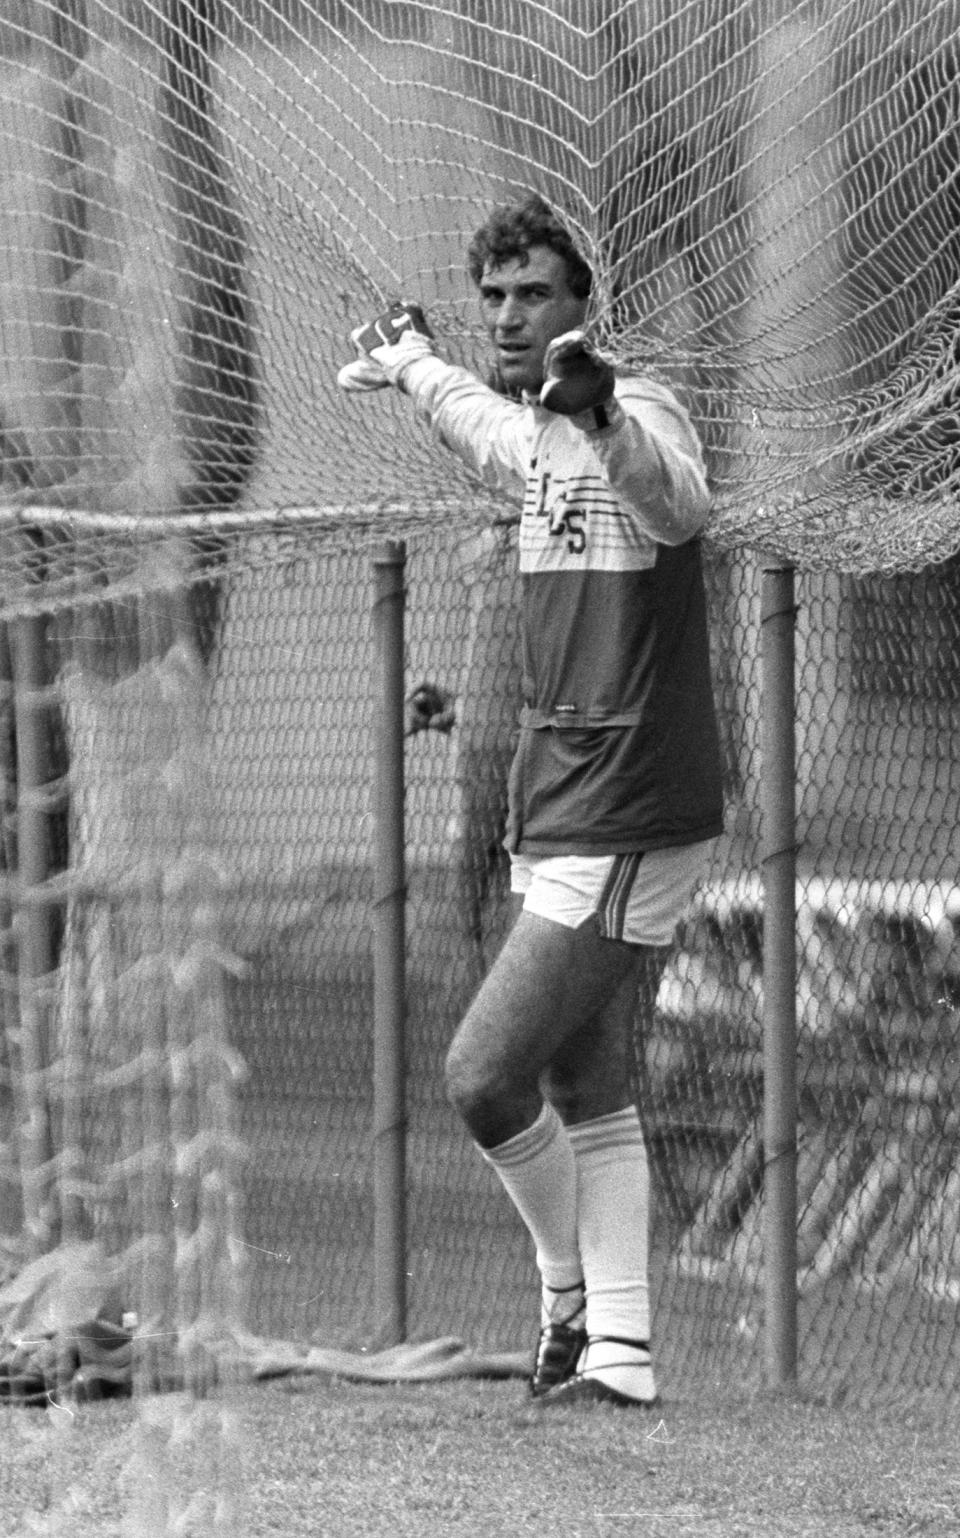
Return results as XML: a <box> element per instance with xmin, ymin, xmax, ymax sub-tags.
<box><xmin>478</xmin><ymin>244</ymin><xmax>588</xmax><ymax>396</ymax></box>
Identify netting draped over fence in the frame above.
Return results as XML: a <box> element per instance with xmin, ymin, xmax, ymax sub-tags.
<box><xmin>0</xmin><ymin>0</ymin><xmax>958</xmax><ymax>574</ymax></box>
<box><xmin>1</xmin><ymin>0</ymin><xmax>959</xmax><ymax>1421</ymax></box>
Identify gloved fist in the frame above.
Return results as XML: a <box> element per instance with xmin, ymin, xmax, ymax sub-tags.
<box><xmin>352</xmin><ymin>300</ymin><xmax>433</xmax><ymax>355</ymax></box>
<box><xmin>337</xmin><ymin>354</ymin><xmax>391</xmax><ymax>393</ymax></box>
<box><xmin>539</xmin><ymin>330</ymin><xmax>615</xmax><ymax>418</ymax></box>
<box><xmin>345</xmin><ymin>300</ymin><xmax>435</xmax><ymax>391</ymax></box>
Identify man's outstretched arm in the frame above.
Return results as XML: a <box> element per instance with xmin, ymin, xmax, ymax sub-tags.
<box><xmin>338</xmin><ymin>301</ymin><xmax>529</xmax><ymax>501</ymax></box>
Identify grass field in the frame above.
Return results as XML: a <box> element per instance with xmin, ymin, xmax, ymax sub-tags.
<box><xmin>3</xmin><ymin>1373</ymin><xmax>958</xmax><ymax>1537</ymax></box>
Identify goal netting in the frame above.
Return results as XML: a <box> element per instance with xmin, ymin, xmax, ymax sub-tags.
<box><xmin>2</xmin><ymin>1</ymin><xmax>959</xmax><ymax>573</ymax></box>
<box><xmin>2</xmin><ymin>1</ymin><xmax>960</xmax><ymax>1526</ymax></box>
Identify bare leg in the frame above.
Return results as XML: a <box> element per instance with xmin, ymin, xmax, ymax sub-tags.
<box><xmin>542</xmin><ymin>964</ymin><xmax>640</xmax><ymax>1126</ymax></box>
<box><xmin>444</xmin><ymin>907</ymin><xmax>642</xmax><ymax>1149</ymax></box>
<box><xmin>448</xmin><ymin>916</ymin><xmax>671</xmax><ymax>1405</ymax></box>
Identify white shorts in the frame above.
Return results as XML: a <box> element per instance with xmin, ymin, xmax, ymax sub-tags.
<box><xmin>510</xmin><ymin>844</ymin><xmax>713</xmax><ymax>947</ymax></box>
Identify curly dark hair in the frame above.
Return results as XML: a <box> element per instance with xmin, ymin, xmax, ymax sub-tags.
<box><xmin>466</xmin><ymin>193</ymin><xmax>592</xmax><ymax>299</ymax></box>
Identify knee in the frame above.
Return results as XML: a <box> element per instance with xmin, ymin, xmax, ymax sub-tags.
<box><xmin>444</xmin><ymin>1037</ymin><xmax>533</xmax><ymax>1146</ymax></box>
<box><xmin>444</xmin><ymin>1036</ymin><xmax>495</xmax><ymax>1124</ymax></box>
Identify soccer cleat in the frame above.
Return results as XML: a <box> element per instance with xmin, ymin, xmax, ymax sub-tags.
<box><xmin>528</xmin><ymin>1319</ymin><xmax>588</xmax><ymax>1398</ymax></box>
<box><xmin>535</xmin><ymin>1335</ymin><xmax>660</xmax><ymax>1408</ymax></box>
<box><xmin>538</xmin><ymin>1372</ymin><xmax>661</xmax><ymax>1409</ymax></box>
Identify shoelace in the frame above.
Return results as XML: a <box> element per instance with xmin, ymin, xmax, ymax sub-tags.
<box><xmin>542</xmin><ymin>1279</ymin><xmax>586</xmax><ymax>1330</ymax></box>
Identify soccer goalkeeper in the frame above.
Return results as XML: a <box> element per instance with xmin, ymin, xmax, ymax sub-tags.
<box><xmin>339</xmin><ymin>193</ymin><xmax>723</xmax><ymax>1407</ymax></box>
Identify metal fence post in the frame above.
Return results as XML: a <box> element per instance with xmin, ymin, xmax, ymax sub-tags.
<box><xmin>761</xmin><ymin>563</ymin><xmax>798</xmax><ymax>1387</ymax></box>
<box><xmin>8</xmin><ymin>610</ymin><xmax>57</xmax><ymax>1259</ymax></box>
<box><xmin>371</xmin><ymin>541</ymin><xmax>407</xmax><ymax>1344</ymax></box>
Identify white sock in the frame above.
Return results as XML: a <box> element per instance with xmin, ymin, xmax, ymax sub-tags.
<box><xmin>568</xmin><ymin>1105</ymin><xmax>657</xmax><ymax>1400</ymax></box>
<box><xmin>481</xmin><ymin>1102</ymin><xmax>584</xmax><ymax>1326</ymax></box>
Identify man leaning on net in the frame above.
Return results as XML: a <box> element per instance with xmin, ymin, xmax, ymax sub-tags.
<box><xmin>338</xmin><ymin>192</ymin><xmax>724</xmax><ymax>1407</ymax></box>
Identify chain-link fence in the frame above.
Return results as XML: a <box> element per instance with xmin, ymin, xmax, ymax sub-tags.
<box><xmin>1</xmin><ymin>520</ymin><xmax>958</xmax><ymax>1408</ymax></box>
<box><xmin>1</xmin><ymin>0</ymin><xmax>959</xmax><ymax>1423</ymax></box>
<box><xmin>0</xmin><ymin>526</ymin><xmax>942</xmax><ymax>1403</ymax></box>
<box><xmin>230</xmin><ymin>535</ymin><xmax>958</xmax><ymax>1405</ymax></box>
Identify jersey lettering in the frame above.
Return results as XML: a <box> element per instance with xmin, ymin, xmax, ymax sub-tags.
<box><xmin>549</xmin><ymin>507</ymin><xmax>586</xmax><ymax>554</ymax></box>
<box><xmin>521</xmin><ymin>466</ymin><xmax>657</xmax><ymax>572</ymax></box>
<box><xmin>531</xmin><ymin>470</ymin><xmax>588</xmax><ymax>554</ymax></box>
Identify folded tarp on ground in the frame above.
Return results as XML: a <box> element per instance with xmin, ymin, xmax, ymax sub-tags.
<box><xmin>0</xmin><ymin>1243</ymin><xmax>526</xmax><ymax>1402</ymax></box>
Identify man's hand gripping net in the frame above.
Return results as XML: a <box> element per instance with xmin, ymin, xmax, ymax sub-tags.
<box><xmin>337</xmin><ymin>300</ymin><xmax>434</xmax><ymax>393</ymax></box>
<box><xmin>539</xmin><ymin>330</ymin><xmax>615</xmax><ymax>420</ymax></box>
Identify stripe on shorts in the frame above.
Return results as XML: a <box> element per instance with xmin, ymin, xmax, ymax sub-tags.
<box><xmin>596</xmin><ymin>852</ymin><xmax>644</xmax><ymax>940</ymax></box>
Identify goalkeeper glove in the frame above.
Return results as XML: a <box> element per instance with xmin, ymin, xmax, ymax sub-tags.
<box><xmin>352</xmin><ymin>299</ymin><xmax>433</xmax><ymax>354</ymax></box>
<box><xmin>338</xmin><ymin>301</ymin><xmax>435</xmax><ymax>394</ymax></box>
<box><xmin>337</xmin><ymin>354</ymin><xmax>391</xmax><ymax>393</ymax></box>
<box><xmin>345</xmin><ymin>299</ymin><xmax>436</xmax><ymax>391</ymax></box>
<box><xmin>539</xmin><ymin>330</ymin><xmax>616</xmax><ymax>422</ymax></box>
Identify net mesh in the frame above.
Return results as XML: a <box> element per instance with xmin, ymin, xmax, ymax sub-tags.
<box><xmin>0</xmin><ymin>0</ymin><xmax>958</xmax><ymax>579</ymax></box>
<box><xmin>2</xmin><ymin>6</ymin><xmax>960</xmax><ymax>1525</ymax></box>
